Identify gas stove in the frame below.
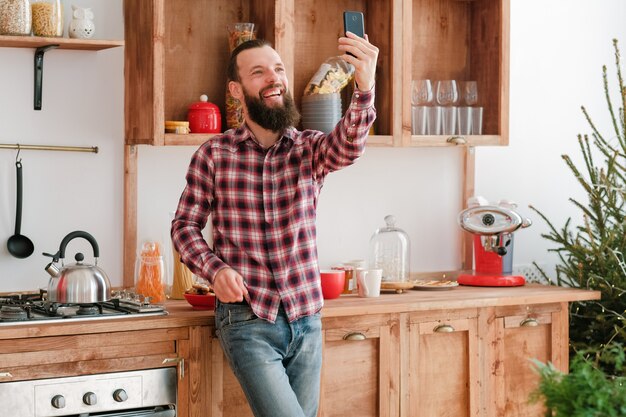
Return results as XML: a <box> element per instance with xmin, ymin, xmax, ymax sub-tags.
<box><xmin>0</xmin><ymin>290</ymin><xmax>167</xmax><ymax>326</ymax></box>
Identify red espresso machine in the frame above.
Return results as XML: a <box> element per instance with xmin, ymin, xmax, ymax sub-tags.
<box><xmin>457</xmin><ymin>200</ymin><xmax>532</xmax><ymax>286</ymax></box>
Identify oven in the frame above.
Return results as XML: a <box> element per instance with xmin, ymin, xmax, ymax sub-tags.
<box><xmin>0</xmin><ymin>368</ymin><xmax>177</xmax><ymax>416</ymax></box>
<box><xmin>0</xmin><ymin>291</ymin><xmax>177</xmax><ymax>416</ymax></box>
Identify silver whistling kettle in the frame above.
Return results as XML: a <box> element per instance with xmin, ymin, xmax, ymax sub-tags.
<box><xmin>43</xmin><ymin>231</ymin><xmax>112</xmax><ymax>303</ymax></box>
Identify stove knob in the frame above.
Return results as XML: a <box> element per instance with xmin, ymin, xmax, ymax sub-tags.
<box><xmin>51</xmin><ymin>395</ymin><xmax>66</xmax><ymax>409</ymax></box>
<box><xmin>113</xmin><ymin>389</ymin><xmax>128</xmax><ymax>402</ymax></box>
<box><xmin>83</xmin><ymin>392</ymin><xmax>97</xmax><ymax>406</ymax></box>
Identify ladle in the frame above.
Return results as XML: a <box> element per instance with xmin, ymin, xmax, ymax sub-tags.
<box><xmin>7</xmin><ymin>160</ymin><xmax>34</xmax><ymax>258</ymax></box>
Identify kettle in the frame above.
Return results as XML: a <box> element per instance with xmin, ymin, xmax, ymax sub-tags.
<box><xmin>43</xmin><ymin>231</ymin><xmax>112</xmax><ymax>303</ymax></box>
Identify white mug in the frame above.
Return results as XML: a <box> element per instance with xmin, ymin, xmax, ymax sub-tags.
<box><xmin>357</xmin><ymin>269</ymin><xmax>383</xmax><ymax>298</ymax></box>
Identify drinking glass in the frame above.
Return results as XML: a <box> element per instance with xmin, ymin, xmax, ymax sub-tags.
<box><xmin>436</xmin><ymin>80</ymin><xmax>459</xmax><ymax>106</ymax></box>
<box><xmin>437</xmin><ymin>80</ymin><xmax>458</xmax><ymax>134</ymax></box>
<box><xmin>462</xmin><ymin>81</ymin><xmax>478</xmax><ymax>106</ymax></box>
<box><xmin>411</xmin><ymin>79</ymin><xmax>433</xmax><ymax>106</ymax></box>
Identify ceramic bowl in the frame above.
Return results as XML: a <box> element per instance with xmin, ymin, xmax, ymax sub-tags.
<box><xmin>183</xmin><ymin>293</ymin><xmax>216</xmax><ymax>310</ymax></box>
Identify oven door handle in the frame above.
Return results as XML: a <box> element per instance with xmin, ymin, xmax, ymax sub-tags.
<box><xmin>162</xmin><ymin>357</ymin><xmax>184</xmax><ymax>380</ymax></box>
<box><xmin>148</xmin><ymin>409</ymin><xmax>176</xmax><ymax>417</ymax></box>
<box><xmin>98</xmin><ymin>407</ymin><xmax>176</xmax><ymax>417</ymax></box>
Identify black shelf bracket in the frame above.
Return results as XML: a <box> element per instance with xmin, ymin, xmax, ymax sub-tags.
<box><xmin>34</xmin><ymin>44</ymin><xmax>60</xmax><ymax>111</ymax></box>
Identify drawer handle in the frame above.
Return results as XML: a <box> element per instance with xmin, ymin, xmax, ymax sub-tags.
<box><xmin>343</xmin><ymin>332</ymin><xmax>366</xmax><ymax>341</ymax></box>
<box><xmin>520</xmin><ymin>318</ymin><xmax>539</xmax><ymax>327</ymax></box>
<box><xmin>446</xmin><ymin>136</ymin><xmax>467</xmax><ymax>145</ymax></box>
<box><xmin>162</xmin><ymin>357</ymin><xmax>185</xmax><ymax>380</ymax></box>
<box><xmin>0</xmin><ymin>372</ymin><xmax>13</xmax><ymax>378</ymax></box>
<box><xmin>434</xmin><ymin>324</ymin><xmax>455</xmax><ymax>333</ymax></box>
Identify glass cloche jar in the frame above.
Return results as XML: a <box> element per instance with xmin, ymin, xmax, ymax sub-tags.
<box><xmin>369</xmin><ymin>215</ymin><xmax>410</xmax><ymax>282</ymax></box>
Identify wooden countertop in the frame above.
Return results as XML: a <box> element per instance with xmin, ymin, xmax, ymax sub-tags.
<box><xmin>0</xmin><ymin>284</ymin><xmax>599</xmax><ymax>340</ymax></box>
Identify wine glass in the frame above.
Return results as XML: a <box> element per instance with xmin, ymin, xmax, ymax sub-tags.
<box><xmin>463</xmin><ymin>81</ymin><xmax>478</xmax><ymax>106</ymax></box>
<box><xmin>436</xmin><ymin>80</ymin><xmax>459</xmax><ymax>134</ymax></box>
<box><xmin>436</xmin><ymin>80</ymin><xmax>459</xmax><ymax>106</ymax></box>
<box><xmin>411</xmin><ymin>79</ymin><xmax>433</xmax><ymax>106</ymax></box>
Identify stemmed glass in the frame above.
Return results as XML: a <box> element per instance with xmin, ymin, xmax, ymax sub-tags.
<box><xmin>462</xmin><ymin>81</ymin><xmax>478</xmax><ymax>106</ymax></box>
<box><xmin>436</xmin><ymin>80</ymin><xmax>459</xmax><ymax>134</ymax></box>
<box><xmin>411</xmin><ymin>79</ymin><xmax>433</xmax><ymax>106</ymax></box>
<box><xmin>458</xmin><ymin>81</ymin><xmax>478</xmax><ymax>135</ymax></box>
<box><xmin>411</xmin><ymin>80</ymin><xmax>433</xmax><ymax>135</ymax></box>
<box><xmin>436</xmin><ymin>80</ymin><xmax>459</xmax><ymax>106</ymax></box>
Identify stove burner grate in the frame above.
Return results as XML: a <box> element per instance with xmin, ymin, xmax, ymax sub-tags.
<box><xmin>0</xmin><ymin>305</ymin><xmax>28</xmax><ymax>321</ymax></box>
<box><xmin>76</xmin><ymin>304</ymin><xmax>103</xmax><ymax>316</ymax></box>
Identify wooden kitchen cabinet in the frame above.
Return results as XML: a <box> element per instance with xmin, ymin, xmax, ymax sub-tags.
<box><xmin>207</xmin><ymin>313</ymin><xmax>400</xmax><ymax>417</ymax></box>
<box><xmin>0</xmin><ymin>288</ymin><xmax>599</xmax><ymax>417</ymax></box>
<box><xmin>486</xmin><ymin>303</ymin><xmax>567</xmax><ymax>417</ymax></box>
<box><xmin>406</xmin><ymin>308</ymin><xmax>480</xmax><ymax>417</ymax></box>
<box><xmin>319</xmin><ymin>314</ymin><xmax>400</xmax><ymax>417</ymax></box>
<box><xmin>123</xmin><ymin>0</ymin><xmax>508</xmax><ymax>148</ymax></box>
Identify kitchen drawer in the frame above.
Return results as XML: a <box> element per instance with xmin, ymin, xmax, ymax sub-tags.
<box><xmin>0</xmin><ymin>328</ymin><xmax>187</xmax><ymax>382</ymax></box>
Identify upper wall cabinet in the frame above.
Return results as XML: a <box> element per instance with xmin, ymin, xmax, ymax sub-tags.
<box><xmin>124</xmin><ymin>0</ymin><xmax>508</xmax><ymax>147</ymax></box>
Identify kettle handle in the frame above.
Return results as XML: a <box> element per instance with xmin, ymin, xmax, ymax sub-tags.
<box><xmin>58</xmin><ymin>231</ymin><xmax>100</xmax><ymax>260</ymax></box>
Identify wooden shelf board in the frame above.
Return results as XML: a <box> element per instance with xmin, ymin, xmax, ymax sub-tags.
<box><xmin>409</xmin><ymin>135</ymin><xmax>502</xmax><ymax>147</ymax></box>
<box><xmin>162</xmin><ymin>133</ymin><xmax>394</xmax><ymax>147</ymax></box>
<box><xmin>0</xmin><ymin>35</ymin><xmax>124</xmax><ymax>50</ymax></box>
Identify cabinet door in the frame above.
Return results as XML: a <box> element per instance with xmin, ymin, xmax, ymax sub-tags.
<box><xmin>407</xmin><ymin>312</ymin><xmax>480</xmax><ymax>417</ymax></box>
<box><xmin>320</xmin><ymin>314</ymin><xmax>399</xmax><ymax>417</ymax></box>
<box><xmin>492</xmin><ymin>303</ymin><xmax>567</xmax><ymax>417</ymax></box>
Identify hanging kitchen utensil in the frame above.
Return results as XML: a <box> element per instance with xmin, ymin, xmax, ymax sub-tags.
<box><xmin>7</xmin><ymin>154</ymin><xmax>34</xmax><ymax>258</ymax></box>
<box><xmin>43</xmin><ymin>230</ymin><xmax>112</xmax><ymax>303</ymax></box>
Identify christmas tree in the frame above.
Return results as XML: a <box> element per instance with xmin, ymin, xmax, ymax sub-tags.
<box><xmin>531</xmin><ymin>39</ymin><xmax>625</xmax><ymax>375</ymax></box>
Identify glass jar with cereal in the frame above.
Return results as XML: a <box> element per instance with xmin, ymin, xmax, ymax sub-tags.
<box><xmin>0</xmin><ymin>0</ymin><xmax>32</xmax><ymax>36</ymax></box>
<box><xmin>31</xmin><ymin>0</ymin><xmax>62</xmax><ymax>37</ymax></box>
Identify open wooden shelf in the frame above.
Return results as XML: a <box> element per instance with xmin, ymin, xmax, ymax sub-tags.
<box><xmin>0</xmin><ymin>35</ymin><xmax>124</xmax><ymax>50</ymax></box>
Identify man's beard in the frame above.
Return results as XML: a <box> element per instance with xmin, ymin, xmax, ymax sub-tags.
<box><xmin>243</xmin><ymin>84</ymin><xmax>300</xmax><ymax>132</ymax></box>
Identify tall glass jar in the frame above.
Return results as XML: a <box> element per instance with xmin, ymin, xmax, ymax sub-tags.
<box><xmin>369</xmin><ymin>215</ymin><xmax>411</xmax><ymax>282</ymax></box>
<box><xmin>31</xmin><ymin>0</ymin><xmax>62</xmax><ymax>37</ymax></box>
<box><xmin>225</xmin><ymin>23</ymin><xmax>256</xmax><ymax>129</ymax></box>
<box><xmin>134</xmin><ymin>241</ymin><xmax>170</xmax><ymax>303</ymax></box>
<box><xmin>0</xmin><ymin>0</ymin><xmax>32</xmax><ymax>35</ymax></box>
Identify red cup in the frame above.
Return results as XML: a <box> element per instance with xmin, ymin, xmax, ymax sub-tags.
<box><xmin>320</xmin><ymin>270</ymin><xmax>345</xmax><ymax>299</ymax></box>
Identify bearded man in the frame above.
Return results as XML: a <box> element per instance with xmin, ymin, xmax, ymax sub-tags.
<box><xmin>171</xmin><ymin>34</ymin><xmax>378</xmax><ymax>417</ymax></box>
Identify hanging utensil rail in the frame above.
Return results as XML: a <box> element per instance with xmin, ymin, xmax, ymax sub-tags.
<box><xmin>0</xmin><ymin>143</ymin><xmax>98</xmax><ymax>153</ymax></box>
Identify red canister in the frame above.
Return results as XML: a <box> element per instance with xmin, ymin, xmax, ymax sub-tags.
<box><xmin>188</xmin><ymin>95</ymin><xmax>222</xmax><ymax>134</ymax></box>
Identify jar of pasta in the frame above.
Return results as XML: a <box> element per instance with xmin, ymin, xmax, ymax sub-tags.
<box><xmin>225</xmin><ymin>23</ymin><xmax>256</xmax><ymax>129</ymax></box>
<box><xmin>31</xmin><ymin>0</ymin><xmax>62</xmax><ymax>37</ymax></box>
<box><xmin>0</xmin><ymin>0</ymin><xmax>32</xmax><ymax>36</ymax></box>
<box><xmin>134</xmin><ymin>241</ymin><xmax>170</xmax><ymax>303</ymax></box>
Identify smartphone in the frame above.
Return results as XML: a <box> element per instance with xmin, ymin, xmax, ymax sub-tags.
<box><xmin>343</xmin><ymin>11</ymin><xmax>365</xmax><ymax>39</ymax></box>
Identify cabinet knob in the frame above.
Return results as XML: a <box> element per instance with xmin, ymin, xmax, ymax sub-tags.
<box><xmin>343</xmin><ymin>332</ymin><xmax>366</xmax><ymax>341</ymax></box>
<box><xmin>520</xmin><ymin>318</ymin><xmax>539</xmax><ymax>327</ymax></box>
<box><xmin>433</xmin><ymin>324</ymin><xmax>455</xmax><ymax>333</ymax></box>
<box><xmin>51</xmin><ymin>395</ymin><xmax>66</xmax><ymax>409</ymax></box>
<box><xmin>83</xmin><ymin>392</ymin><xmax>97</xmax><ymax>406</ymax></box>
<box><xmin>113</xmin><ymin>389</ymin><xmax>128</xmax><ymax>402</ymax></box>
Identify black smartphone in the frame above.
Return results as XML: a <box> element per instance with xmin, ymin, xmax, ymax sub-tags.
<box><xmin>343</xmin><ymin>11</ymin><xmax>365</xmax><ymax>39</ymax></box>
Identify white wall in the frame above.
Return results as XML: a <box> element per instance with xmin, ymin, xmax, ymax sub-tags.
<box><xmin>1</xmin><ymin>1</ymin><xmax>625</xmax><ymax>292</ymax></box>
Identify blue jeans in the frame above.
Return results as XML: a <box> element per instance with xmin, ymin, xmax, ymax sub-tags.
<box><xmin>215</xmin><ymin>302</ymin><xmax>322</xmax><ymax>417</ymax></box>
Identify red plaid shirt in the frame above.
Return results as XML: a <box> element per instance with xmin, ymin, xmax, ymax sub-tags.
<box><xmin>171</xmin><ymin>89</ymin><xmax>375</xmax><ymax>322</ymax></box>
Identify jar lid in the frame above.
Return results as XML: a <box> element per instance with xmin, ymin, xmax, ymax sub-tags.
<box><xmin>189</xmin><ymin>94</ymin><xmax>219</xmax><ymax>111</ymax></box>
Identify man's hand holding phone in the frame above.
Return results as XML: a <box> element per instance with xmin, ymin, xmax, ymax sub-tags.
<box><xmin>339</xmin><ymin>12</ymin><xmax>378</xmax><ymax>92</ymax></box>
